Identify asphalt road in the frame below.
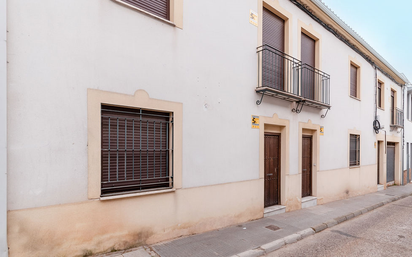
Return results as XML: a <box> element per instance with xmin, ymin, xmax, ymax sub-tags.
<box><xmin>266</xmin><ymin>196</ymin><xmax>412</xmax><ymax>257</ymax></box>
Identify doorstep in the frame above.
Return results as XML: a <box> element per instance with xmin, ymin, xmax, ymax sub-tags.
<box><xmin>264</xmin><ymin>205</ymin><xmax>286</xmax><ymax>217</ymax></box>
<box><xmin>301</xmin><ymin>196</ymin><xmax>317</xmax><ymax>209</ymax></box>
<box><xmin>377</xmin><ymin>184</ymin><xmax>384</xmax><ymax>191</ymax></box>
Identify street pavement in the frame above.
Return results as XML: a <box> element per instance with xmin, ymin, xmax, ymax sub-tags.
<box><xmin>93</xmin><ymin>184</ymin><xmax>412</xmax><ymax>257</ymax></box>
<box><xmin>266</xmin><ymin>195</ymin><xmax>412</xmax><ymax>257</ymax></box>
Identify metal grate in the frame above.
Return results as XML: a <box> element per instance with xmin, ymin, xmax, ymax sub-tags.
<box><xmin>101</xmin><ymin>105</ymin><xmax>174</xmax><ymax>196</ymax></box>
<box><xmin>257</xmin><ymin>45</ymin><xmax>331</xmax><ymax>108</ymax></box>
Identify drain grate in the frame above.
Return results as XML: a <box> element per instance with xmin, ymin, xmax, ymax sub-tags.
<box><xmin>265</xmin><ymin>225</ymin><xmax>280</xmax><ymax>231</ymax></box>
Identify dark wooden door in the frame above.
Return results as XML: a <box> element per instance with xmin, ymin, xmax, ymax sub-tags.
<box><xmin>377</xmin><ymin>141</ymin><xmax>380</xmax><ymax>184</ymax></box>
<box><xmin>301</xmin><ymin>33</ymin><xmax>315</xmax><ymax>100</ymax></box>
<box><xmin>262</xmin><ymin>8</ymin><xmax>285</xmax><ymax>90</ymax></box>
<box><xmin>302</xmin><ymin>135</ymin><xmax>312</xmax><ymax>197</ymax></box>
<box><xmin>264</xmin><ymin>134</ymin><xmax>281</xmax><ymax>207</ymax></box>
<box><xmin>387</xmin><ymin>143</ymin><xmax>395</xmax><ymax>182</ymax></box>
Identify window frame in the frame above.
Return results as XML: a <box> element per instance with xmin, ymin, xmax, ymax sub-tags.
<box><xmin>100</xmin><ymin>105</ymin><xmax>174</xmax><ymax>196</ymax></box>
<box><xmin>113</xmin><ymin>0</ymin><xmax>183</xmax><ymax>29</ymax></box>
<box><xmin>377</xmin><ymin>80</ymin><xmax>385</xmax><ymax>110</ymax></box>
<box><xmin>348</xmin><ymin>57</ymin><xmax>361</xmax><ymax>100</ymax></box>
<box><xmin>87</xmin><ymin>89</ymin><xmax>183</xmax><ymax>200</ymax></box>
<box><xmin>349</xmin><ymin>134</ymin><xmax>360</xmax><ymax>167</ymax></box>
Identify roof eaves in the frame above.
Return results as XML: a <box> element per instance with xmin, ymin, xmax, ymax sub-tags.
<box><xmin>310</xmin><ymin>0</ymin><xmax>406</xmax><ymax>85</ymax></box>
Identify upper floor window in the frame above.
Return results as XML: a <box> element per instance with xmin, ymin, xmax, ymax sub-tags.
<box><xmin>391</xmin><ymin>90</ymin><xmax>395</xmax><ymax>124</ymax></box>
<box><xmin>118</xmin><ymin>0</ymin><xmax>170</xmax><ymax>20</ymax></box>
<box><xmin>408</xmin><ymin>91</ymin><xmax>412</xmax><ymax>121</ymax></box>
<box><xmin>350</xmin><ymin>63</ymin><xmax>359</xmax><ymax>98</ymax></box>
<box><xmin>377</xmin><ymin>81</ymin><xmax>383</xmax><ymax>109</ymax></box>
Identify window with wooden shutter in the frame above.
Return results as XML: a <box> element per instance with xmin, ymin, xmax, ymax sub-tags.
<box><xmin>350</xmin><ymin>64</ymin><xmax>358</xmax><ymax>98</ymax></box>
<box><xmin>391</xmin><ymin>90</ymin><xmax>395</xmax><ymax>124</ymax></box>
<box><xmin>117</xmin><ymin>0</ymin><xmax>170</xmax><ymax>20</ymax></box>
<box><xmin>350</xmin><ymin>134</ymin><xmax>360</xmax><ymax>166</ymax></box>
<box><xmin>101</xmin><ymin>105</ymin><xmax>173</xmax><ymax>196</ymax></box>
<box><xmin>377</xmin><ymin>82</ymin><xmax>382</xmax><ymax>108</ymax></box>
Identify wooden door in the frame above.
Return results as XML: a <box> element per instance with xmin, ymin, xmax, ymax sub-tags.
<box><xmin>377</xmin><ymin>141</ymin><xmax>380</xmax><ymax>184</ymax></box>
<box><xmin>302</xmin><ymin>135</ymin><xmax>312</xmax><ymax>197</ymax></box>
<box><xmin>301</xmin><ymin>33</ymin><xmax>315</xmax><ymax>100</ymax></box>
<box><xmin>264</xmin><ymin>134</ymin><xmax>281</xmax><ymax>207</ymax></box>
<box><xmin>387</xmin><ymin>143</ymin><xmax>395</xmax><ymax>182</ymax></box>
<box><xmin>262</xmin><ymin>8</ymin><xmax>285</xmax><ymax>90</ymax></box>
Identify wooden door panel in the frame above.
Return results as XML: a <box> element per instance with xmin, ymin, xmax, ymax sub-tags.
<box><xmin>264</xmin><ymin>134</ymin><xmax>280</xmax><ymax>207</ymax></box>
<box><xmin>302</xmin><ymin>136</ymin><xmax>312</xmax><ymax>197</ymax></box>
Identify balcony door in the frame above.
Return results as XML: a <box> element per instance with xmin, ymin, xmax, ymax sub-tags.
<box><xmin>301</xmin><ymin>33</ymin><xmax>315</xmax><ymax>100</ymax></box>
<box><xmin>262</xmin><ymin>8</ymin><xmax>285</xmax><ymax>90</ymax></box>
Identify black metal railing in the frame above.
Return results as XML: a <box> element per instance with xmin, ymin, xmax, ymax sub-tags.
<box><xmin>258</xmin><ymin>45</ymin><xmax>301</xmax><ymax>96</ymax></box>
<box><xmin>391</xmin><ymin>108</ymin><xmax>404</xmax><ymax>128</ymax></box>
<box><xmin>300</xmin><ymin>64</ymin><xmax>330</xmax><ymax>105</ymax></box>
<box><xmin>257</xmin><ymin>45</ymin><xmax>330</xmax><ymax>107</ymax></box>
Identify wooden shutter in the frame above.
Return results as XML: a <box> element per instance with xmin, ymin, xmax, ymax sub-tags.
<box><xmin>101</xmin><ymin>105</ymin><xmax>172</xmax><ymax>195</ymax></box>
<box><xmin>391</xmin><ymin>90</ymin><xmax>395</xmax><ymax>124</ymax></box>
<box><xmin>262</xmin><ymin>8</ymin><xmax>285</xmax><ymax>90</ymax></box>
<box><xmin>301</xmin><ymin>33</ymin><xmax>315</xmax><ymax>100</ymax></box>
<box><xmin>120</xmin><ymin>0</ymin><xmax>170</xmax><ymax>20</ymax></box>
<box><xmin>301</xmin><ymin>33</ymin><xmax>315</xmax><ymax>67</ymax></box>
<box><xmin>262</xmin><ymin>8</ymin><xmax>284</xmax><ymax>51</ymax></box>
<box><xmin>350</xmin><ymin>64</ymin><xmax>358</xmax><ymax>97</ymax></box>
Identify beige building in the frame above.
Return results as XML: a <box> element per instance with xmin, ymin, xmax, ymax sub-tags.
<box><xmin>2</xmin><ymin>0</ymin><xmax>411</xmax><ymax>256</ymax></box>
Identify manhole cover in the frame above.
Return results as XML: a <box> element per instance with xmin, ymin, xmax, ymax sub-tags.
<box><xmin>265</xmin><ymin>225</ymin><xmax>280</xmax><ymax>231</ymax></box>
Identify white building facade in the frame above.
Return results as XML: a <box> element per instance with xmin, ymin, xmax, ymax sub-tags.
<box><xmin>4</xmin><ymin>0</ymin><xmax>410</xmax><ymax>256</ymax></box>
<box><xmin>404</xmin><ymin>85</ymin><xmax>412</xmax><ymax>183</ymax></box>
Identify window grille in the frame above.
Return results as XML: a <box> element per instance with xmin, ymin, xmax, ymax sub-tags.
<box><xmin>101</xmin><ymin>105</ymin><xmax>173</xmax><ymax>196</ymax></box>
<box><xmin>350</xmin><ymin>134</ymin><xmax>360</xmax><ymax>166</ymax></box>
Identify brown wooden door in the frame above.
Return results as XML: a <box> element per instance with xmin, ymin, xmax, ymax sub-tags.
<box><xmin>377</xmin><ymin>141</ymin><xmax>380</xmax><ymax>184</ymax></box>
<box><xmin>264</xmin><ymin>134</ymin><xmax>281</xmax><ymax>207</ymax></box>
<box><xmin>262</xmin><ymin>8</ymin><xmax>285</xmax><ymax>90</ymax></box>
<box><xmin>301</xmin><ymin>33</ymin><xmax>315</xmax><ymax>100</ymax></box>
<box><xmin>302</xmin><ymin>135</ymin><xmax>312</xmax><ymax>197</ymax></box>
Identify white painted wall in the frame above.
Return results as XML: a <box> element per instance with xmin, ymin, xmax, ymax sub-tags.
<box><xmin>0</xmin><ymin>0</ymin><xmax>7</xmax><ymax>255</ymax></box>
<box><xmin>6</xmin><ymin>0</ymin><xmax>404</xmax><ymax>211</ymax></box>
<box><xmin>403</xmin><ymin>87</ymin><xmax>412</xmax><ymax>180</ymax></box>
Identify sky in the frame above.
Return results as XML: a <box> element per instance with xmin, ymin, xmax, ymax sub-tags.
<box><xmin>320</xmin><ymin>0</ymin><xmax>412</xmax><ymax>84</ymax></box>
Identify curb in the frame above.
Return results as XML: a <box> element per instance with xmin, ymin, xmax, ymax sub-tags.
<box><xmin>231</xmin><ymin>192</ymin><xmax>412</xmax><ymax>257</ymax></box>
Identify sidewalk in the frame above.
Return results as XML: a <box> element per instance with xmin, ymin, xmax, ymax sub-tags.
<box><xmin>96</xmin><ymin>184</ymin><xmax>412</xmax><ymax>257</ymax></box>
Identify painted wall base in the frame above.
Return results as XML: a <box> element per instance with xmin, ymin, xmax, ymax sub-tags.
<box><xmin>8</xmin><ymin>179</ymin><xmax>263</xmax><ymax>257</ymax></box>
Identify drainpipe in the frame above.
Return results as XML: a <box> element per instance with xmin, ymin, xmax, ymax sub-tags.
<box><xmin>0</xmin><ymin>0</ymin><xmax>7</xmax><ymax>255</ymax></box>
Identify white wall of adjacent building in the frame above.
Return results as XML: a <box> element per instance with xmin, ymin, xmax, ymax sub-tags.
<box><xmin>403</xmin><ymin>86</ymin><xmax>412</xmax><ymax>181</ymax></box>
<box><xmin>0</xmin><ymin>0</ymin><xmax>7</xmax><ymax>255</ymax></box>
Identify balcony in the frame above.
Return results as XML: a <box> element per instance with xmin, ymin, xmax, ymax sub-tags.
<box><xmin>391</xmin><ymin>108</ymin><xmax>404</xmax><ymax>129</ymax></box>
<box><xmin>256</xmin><ymin>45</ymin><xmax>331</xmax><ymax>111</ymax></box>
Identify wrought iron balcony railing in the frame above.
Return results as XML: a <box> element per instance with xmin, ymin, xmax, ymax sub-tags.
<box><xmin>256</xmin><ymin>45</ymin><xmax>331</xmax><ymax>110</ymax></box>
<box><xmin>391</xmin><ymin>108</ymin><xmax>404</xmax><ymax>128</ymax></box>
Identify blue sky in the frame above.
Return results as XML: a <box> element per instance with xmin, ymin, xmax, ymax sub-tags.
<box><xmin>320</xmin><ymin>0</ymin><xmax>412</xmax><ymax>83</ymax></box>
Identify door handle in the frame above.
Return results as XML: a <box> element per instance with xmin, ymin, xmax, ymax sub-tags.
<box><xmin>303</xmin><ymin>169</ymin><xmax>307</xmax><ymax>171</ymax></box>
<box><xmin>267</xmin><ymin>173</ymin><xmax>273</xmax><ymax>176</ymax></box>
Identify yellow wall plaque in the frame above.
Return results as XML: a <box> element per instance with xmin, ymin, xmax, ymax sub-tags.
<box><xmin>320</xmin><ymin>126</ymin><xmax>324</xmax><ymax>136</ymax></box>
<box><xmin>249</xmin><ymin>10</ymin><xmax>258</xmax><ymax>27</ymax></box>
<box><xmin>252</xmin><ymin>115</ymin><xmax>259</xmax><ymax>129</ymax></box>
